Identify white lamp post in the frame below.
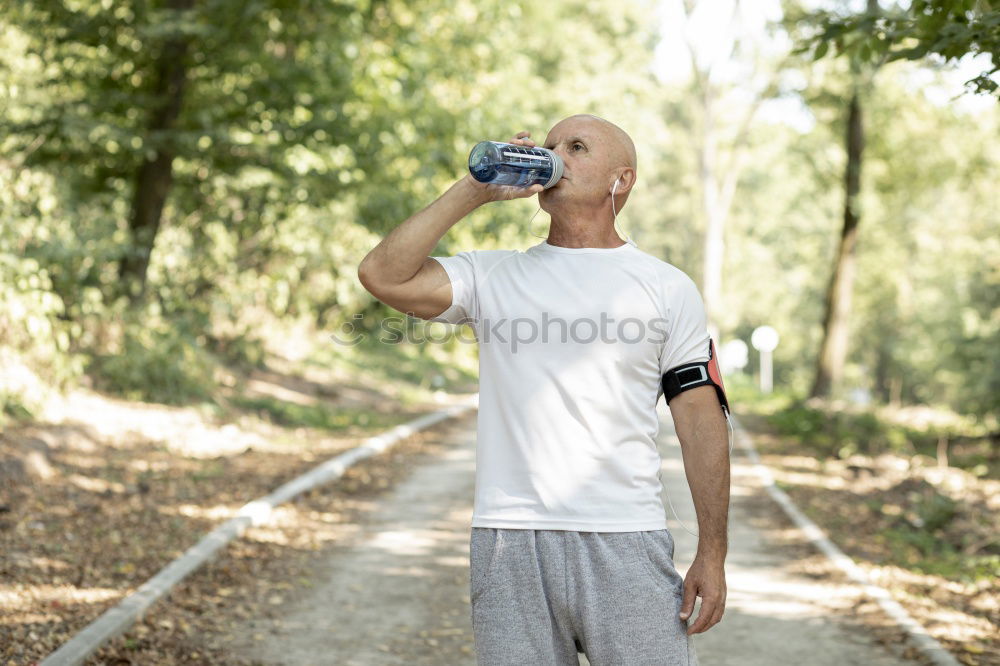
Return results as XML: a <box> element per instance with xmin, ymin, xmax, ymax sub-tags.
<box><xmin>719</xmin><ymin>339</ymin><xmax>749</xmax><ymax>376</ymax></box>
<box><xmin>750</xmin><ymin>326</ymin><xmax>779</xmax><ymax>394</ymax></box>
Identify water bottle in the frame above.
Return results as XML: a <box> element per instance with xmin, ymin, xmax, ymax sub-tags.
<box><xmin>468</xmin><ymin>141</ymin><xmax>564</xmax><ymax>189</ymax></box>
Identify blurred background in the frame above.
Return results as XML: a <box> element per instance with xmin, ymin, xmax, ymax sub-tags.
<box><xmin>1</xmin><ymin>0</ymin><xmax>997</xmax><ymax>663</ymax></box>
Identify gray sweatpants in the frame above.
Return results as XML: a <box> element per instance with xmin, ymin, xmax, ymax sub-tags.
<box><xmin>469</xmin><ymin>527</ymin><xmax>699</xmax><ymax>665</ymax></box>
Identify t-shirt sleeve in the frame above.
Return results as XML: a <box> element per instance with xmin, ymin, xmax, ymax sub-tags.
<box><xmin>659</xmin><ymin>272</ymin><xmax>712</xmax><ymax>378</ymax></box>
<box><xmin>428</xmin><ymin>251</ymin><xmax>477</xmax><ymax>325</ymax></box>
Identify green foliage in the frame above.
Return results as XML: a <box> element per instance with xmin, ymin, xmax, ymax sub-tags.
<box><xmin>0</xmin><ymin>0</ymin><xmax>997</xmax><ymax>427</ymax></box>
<box><xmin>205</xmin><ymin>331</ymin><xmax>267</xmax><ymax>372</ymax></box>
<box><xmin>0</xmin><ymin>167</ymin><xmax>87</xmax><ymax>424</ymax></box>
<box><xmin>756</xmin><ymin>395</ymin><xmax>994</xmax><ymax>473</ymax></box>
<box><xmin>914</xmin><ymin>490</ymin><xmax>960</xmax><ymax>532</ymax></box>
<box><xmin>791</xmin><ymin>0</ymin><xmax>1000</xmax><ymax>96</ymax></box>
<box><xmin>722</xmin><ymin>32</ymin><xmax>1000</xmax><ymax>418</ymax></box>
<box><xmin>232</xmin><ymin>395</ymin><xmax>408</xmax><ymax>432</ymax></box>
<box><xmin>87</xmin><ymin>313</ymin><xmax>216</xmax><ymax>405</ymax></box>
<box><xmin>882</xmin><ymin>526</ymin><xmax>999</xmax><ymax>580</ymax></box>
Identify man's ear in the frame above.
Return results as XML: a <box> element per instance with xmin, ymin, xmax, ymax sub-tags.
<box><xmin>615</xmin><ymin>167</ymin><xmax>637</xmax><ymax>195</ymax></box>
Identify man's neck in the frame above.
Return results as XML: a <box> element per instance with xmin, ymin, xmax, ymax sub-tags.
<box><xmin>543</xmin><ymin>207</ymin><xmax>623</xmax><ymax>247</ymax></box>
<box><xmin>545</xmin><ymin>225</ymin><xmax>627</xmax><ymax>249</ymax></box>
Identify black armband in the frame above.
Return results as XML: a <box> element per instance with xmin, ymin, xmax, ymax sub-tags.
<box><xmin>661</xmin><ymin>338</ymin><xmax>730</xmax><ymax>414</ymax></box>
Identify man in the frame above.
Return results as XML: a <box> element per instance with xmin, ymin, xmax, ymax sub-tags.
<box><xmin>358</xmin><ymin>114</ymin><xmax>729</xmax><ymax>665</ymax></box>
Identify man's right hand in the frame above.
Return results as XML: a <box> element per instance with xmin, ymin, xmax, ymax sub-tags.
<box><xmin>463</xmin><ymin>130</ymin><xmax>545</xmax><ymax>203</ymax></box>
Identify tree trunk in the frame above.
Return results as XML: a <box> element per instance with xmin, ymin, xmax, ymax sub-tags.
<box><xmin>679</xmin><ymin>0</ymin><xmax>772</xmax><ymax>333</ymax></box>
<box><xmin>698</xmin><ymin>81</ymin><xmax>725</xmax><ymax>330</ymax></box>
<box><xmin>811</xmin><ymin>89</ymin><xmax>864</xmax><ymax>398</ymax></box>
<box><xmin>118</xmin><ymin>0</ymin><xmax>194</xmax><ymax>302</ymax></box>
<box><xmin>873</xmin><ymin>339</ymin><xmax>892</xmax><ymax>403</ymax></box>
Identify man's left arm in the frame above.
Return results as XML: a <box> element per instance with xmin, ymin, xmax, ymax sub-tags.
<box><xmin>668</xmin><ymin>384</ymin><xmax>730</xmax><ymax>635</ymax></box>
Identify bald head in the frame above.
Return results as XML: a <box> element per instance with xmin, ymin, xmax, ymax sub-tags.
<box><xmin>564</xmin><ymin>114</ymin><xmax>637</xmax><ymax>172</ymax></box>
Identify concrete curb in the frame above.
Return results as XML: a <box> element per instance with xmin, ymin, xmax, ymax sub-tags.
<box><xmin>41</xmin><ymin>395</ymin><xmax>479</xmax><ymax>666</ymax></box>
<box><xmin>731</xmin><ymin>413</ymin><xmax>960</xmax><ymax>666</ymax></box>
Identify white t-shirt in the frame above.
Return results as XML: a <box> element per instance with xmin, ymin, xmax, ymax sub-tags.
<box><xmin>430</xmin><ymin>239</ymin><xmax>711</xmax><ymax>532</ymax></box>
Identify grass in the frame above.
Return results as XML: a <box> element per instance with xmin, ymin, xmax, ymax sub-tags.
<box><xmin>880</xmin><ymin>526</ymin><xmax>1000</xmax><ymax>581</ymax></box>
<box><xmin>313</xmin><ymin>323</ymin><xmax>479</xmax><ymax>395</ymax></box>
<box><xmin>732</xmin><ymin>381</ymin><xmax>999</xmax><ymax>584</ymax></box>
<box><xmin>190</xmin><ymin>461</ymin><xmax>227</xmax><ymax>482</ymax></box>
<box><xmin>231</xmin><ymin>395</ymin><xmax>413</xmax><ymax>433</ymax></box>
<box><xmin>729</xmin><ymin>382</ymin><xmax>996</xmax><ymax>477</ymax></box>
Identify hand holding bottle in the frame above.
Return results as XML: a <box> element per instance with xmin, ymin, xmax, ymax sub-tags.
<box><xmin>463</xmin><ymin>131</ymin><xmax>560</xmax><ymax>203</ymax></box>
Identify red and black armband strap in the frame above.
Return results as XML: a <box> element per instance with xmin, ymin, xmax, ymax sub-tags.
<box><xmin>661</xmin><ymin>339</ymin><xmax>730</xmax><ymax>414</ymax></box>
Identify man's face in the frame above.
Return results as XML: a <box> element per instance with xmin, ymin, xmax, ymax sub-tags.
<box><xmin>538</xmin><ymin>116</ymin><xmax>623</xmax><ymax>213</ymax></box>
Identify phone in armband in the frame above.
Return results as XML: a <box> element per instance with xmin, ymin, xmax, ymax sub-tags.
<box><xmin>661</xmin><ymin>339</ymin><xmax>730</xmax><ymax>415</ymax></box>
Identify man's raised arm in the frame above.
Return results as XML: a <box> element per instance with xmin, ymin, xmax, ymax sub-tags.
<box><xmin>357</xmin><ymin>133</ymin><xmax>543</xmax><ymax>320</ymax></box>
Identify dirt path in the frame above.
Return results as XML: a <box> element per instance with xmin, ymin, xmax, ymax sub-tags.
<box><xmin>662</xmin><ymin>425</ymin><xmax>925</xmax><ymax>666</ymax></box>
<box><xmin>226</xmin><ymin>410</ymin><xmax>928</xmax><ymax>665</ymax></box>
<box><xmin>226</xmin><ymin>411</ymin><xmax>480</xmax><ymax>664</ymax></box>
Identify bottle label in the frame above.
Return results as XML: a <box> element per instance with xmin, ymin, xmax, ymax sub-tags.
<box><xmin>501</xmin><ymin>151</ymin><xmax>549</xmax><ymax>161</ymax></box>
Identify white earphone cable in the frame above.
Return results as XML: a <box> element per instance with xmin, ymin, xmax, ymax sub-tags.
<box><xmin>529</xmin><ymin>206</ymin><xmax>546</xmax><ymax>239</ymax></box>
<box><xmin>611</xmin><ymin>179</ymin><xmax>635</xmax><ymax>246</ymax></box>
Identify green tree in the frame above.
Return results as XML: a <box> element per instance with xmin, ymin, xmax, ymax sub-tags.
<box><xmin>4</xmin><ymin>0</ymin><xmax>361</xmax><ymax>304</ymax></box>
<box><xmin>1</xmin><ymin>0</ymin><xmax>663</xmax><ymax>405</ymax></box>
<box><xmin>795</xmin><ymin>0</ymin><xmax>1000</xmax><ymax>97</ymax></box>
